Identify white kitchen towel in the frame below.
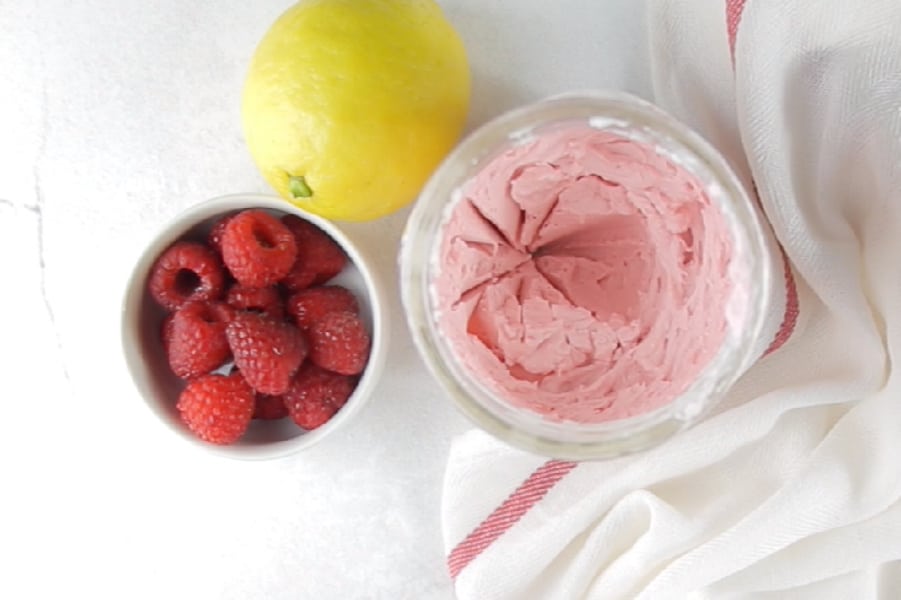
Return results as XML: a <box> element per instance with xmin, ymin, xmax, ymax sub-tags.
<box><xmin>442</xmin><ymin>0</ymin><xmax>901</xmax><ymax>597</ymax></box>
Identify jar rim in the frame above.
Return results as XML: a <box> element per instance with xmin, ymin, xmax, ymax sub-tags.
<box><xmin>399</xmin><ymin>91</ymin><xmax>775</xmax><ymax>460</ymax></box>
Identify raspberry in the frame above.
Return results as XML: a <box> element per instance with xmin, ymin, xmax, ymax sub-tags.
<box><xmin>165</xmin><ymin>300</ymin><xmax>233</xmax><ymax>379</ymax></box>
<box><xmin>253</xmin><ymin>394</ymin><xmax>289</xmax><ymax>420</ymax></box>
<box><xmin>286</xmin><ymin>285</ymin><xmax>359</xmax><ymax>330</ymax></box>
<box><xmin>228</xmin><ymin>364</ymin><xmax>289</xmax><ymax>420</ymax></box>
<box><xmin>207</xmin><ymin>213</ymin><xmax>236</xmax><ymax>254</ymax></box>
<box><xmin>161</xmin><ymin>313</ymin><xmax>175</xmax><ymax>348</ymax></box>
<box><xmin>176</xmin><ymin>372</ymin><xmax>254</xmax><ymax>444</ymax></box>
<box><xmin>226</xmin><ymin>311</ymin><xmax>307</xmax><ymax>395</ymax></box>
<box><xmin>226</xmin><ymin>284</ymin><xmax>284</xmax><ymax>320</ymax></box>
<box><xmin>280</xmin><ymin>215</ymin><xmax>347</xmax><ymax>292</ymax></box>
<box><xmin>307</xmin><ymin>311</ymin><xmax>371</xmax><ymax>375</ymax></box>
<box><xmin>221</xmin><ymin>210</ymin><xmax>298</xmax><ymax>287</ymax></box>
<box><xmin>148</xmin><ymin>241</ymin><xmax>225</xmax><ymax>311</ymax></box>
<box><xmin>283</xmin><ymin>363</ymin><xmax>355</xmax><ymax>430</ymax></box>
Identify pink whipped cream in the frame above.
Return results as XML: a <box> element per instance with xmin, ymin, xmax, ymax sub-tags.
<box><xmin>432</xmin><ymin>124</ymin><xmax>733</xmax><ymax>422</ymax></box>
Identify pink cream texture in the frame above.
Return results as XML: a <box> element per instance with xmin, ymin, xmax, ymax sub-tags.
<box><xmin>433</xmin><ymin>125</ymin><xmax>733</xmax><ymax>422</ymax></box>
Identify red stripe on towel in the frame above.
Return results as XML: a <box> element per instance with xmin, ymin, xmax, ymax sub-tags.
<box><xmin>727</xmin><ymin>0</ymin><xmax>748</xmax><ymax>63</ymax></box>
<box><xmin>447</xmin><ymin>460</ymin><xmax>577</xmax><ymax>579</ymax></box>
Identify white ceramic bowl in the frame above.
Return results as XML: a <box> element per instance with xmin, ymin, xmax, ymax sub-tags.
<box><xmin>121</xmin><ymin>193</ymin><xmax>389</xmax><ymax>460</ymax></box>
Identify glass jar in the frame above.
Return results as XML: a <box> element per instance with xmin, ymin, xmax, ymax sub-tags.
<box><xmin>399</xmin><ymin>92</ymin><xmax>786</xmax><ymax>460</ymax></box>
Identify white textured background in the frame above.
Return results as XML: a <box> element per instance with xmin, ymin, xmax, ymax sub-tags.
<box><xmin>0</xmin><ymin>1</ymin><xmax>649</xmax><ymax>597</ymax></box>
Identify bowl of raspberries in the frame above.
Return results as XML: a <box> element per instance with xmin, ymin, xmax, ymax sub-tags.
<box><xmin>122</xmin><ymin>194</ymin><xmax>388</xmax><ymax>459</ymax></box>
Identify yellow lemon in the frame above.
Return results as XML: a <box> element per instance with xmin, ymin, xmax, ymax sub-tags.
<box><xmin>242</xmin><ymin>0</ymin><xmax>470</xmax><ymax>221</ymax></box>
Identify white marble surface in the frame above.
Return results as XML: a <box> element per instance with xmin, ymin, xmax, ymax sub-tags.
<box><xmin>0</xmin><ymin>1</ymin><xmax>649</xmax><ymax>598</ymax></box>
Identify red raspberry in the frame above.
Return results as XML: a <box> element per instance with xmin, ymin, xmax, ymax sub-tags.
<box><xmin>226</xmin><ymin>312</ymin><xmax>307</xmax><ymax>395</ymax></box>
<box><xmin>207</xmin><ymin>213</ymin><xmax>236</xmax><ymax>254</ymax></box>
<box><xmin>283</xmin><ymin>363</ymin><xmax>355</xmax><ymax>430</ymax></box>
<box><xmin>228</xmin><ymin>364</ymin><xmax>289</xmax><ymax>420</ymax></box>
<box><xmin>307</xmin><ymin>311</ymin><xmax>371</xmax><ymax>375</ymax></box>
<box><xmin>161</xmin><ymin>313</ymin><xmax>175</xmax><ymax>348</ymax></box>
<box><xmin>221</xmin><ymin>210</ymin><xmax>298</xmax><ymax>287</ymax></box>
<box><xmin>165</xmin><ymin>300</ymin><xmax>232</xmax><ymax>379</ymax></box>
<box><xmin>176</xmin><ymin>372</ymin><xmax>254</xmax><ymax>444</ymax></box>
<box><xmin>286</xmin><ymin>285</ymin><xmax>359</xmax><ymax>330</ymax></box>
<box><xmin>148</xmin><ymin>241</ymin><xmax>225</xmax><ymax>311</ymax></box>
<box><xmin>226</xmin><ymin>284</ymin><xmax>284</xmax><ymax>320</ymax></box>
<box><xmin>280</xmin><ymin>215</ymin><xmax>347</xmax><ymax>292</ymax></box>
<box><xmin>253</xmin><ymin>394</ymin><xmax>289</xmax><ymax>420</ymax></box>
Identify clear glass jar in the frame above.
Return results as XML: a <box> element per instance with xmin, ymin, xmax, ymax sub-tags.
<box><xmin>399</xmin><ymin>92</ymin><xmax>785</xmax><ymax>460</ymax></box>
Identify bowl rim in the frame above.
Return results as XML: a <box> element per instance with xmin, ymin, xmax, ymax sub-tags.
<box><xmin>121</xmin><ymin>193</ymin><xmax>389</xmax><ymax>460</ymax></box>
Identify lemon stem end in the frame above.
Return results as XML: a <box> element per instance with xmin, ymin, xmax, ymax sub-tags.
<box><xmin>288</xmin><ymin>175</ymin><xmax>313</xmax><ymax>199</ymax></box>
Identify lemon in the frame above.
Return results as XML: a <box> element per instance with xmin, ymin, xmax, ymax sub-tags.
<box><xmin>242</xmin><ymin>0</ymin><xmax>470</xmax><ymax>221</ymax></box>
